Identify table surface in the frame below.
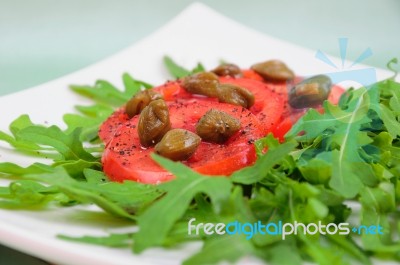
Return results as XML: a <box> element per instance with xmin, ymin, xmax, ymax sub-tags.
<box><xmin>0</xmin><ymin>0</ymin><xmax>399</xmax><ymax>264</ymax></box>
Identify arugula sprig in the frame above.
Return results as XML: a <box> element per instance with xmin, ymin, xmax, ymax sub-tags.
<box><xmin>0</xmin><ymin>73</ymin><xmax>157</xmax><ymax>216</ymax></box>
<box><xmin>163</xmin><ymin>56</ymin><xmax>205</xmax><ymax>78</ymax></box>
<box><xmin>1</xmin><ymin>58</ymin><xmax>400</xmax><ymax>265</ymax></box>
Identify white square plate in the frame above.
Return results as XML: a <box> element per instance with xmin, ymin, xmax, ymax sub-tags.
<box><xmin>0</xmin><ymin>3</ymin><xmax>396</xmax><ymax>265</ymax></box>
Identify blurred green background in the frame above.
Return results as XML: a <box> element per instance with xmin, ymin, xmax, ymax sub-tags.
<box><xmin>0</xmin><ymin>0</ymin><xmax>399</xmax><ymax>264</ymax></box>
<box><xmin>0</xmin><ymin>0</ymin><xmax>399</xmax><ymax>96</ymax></box>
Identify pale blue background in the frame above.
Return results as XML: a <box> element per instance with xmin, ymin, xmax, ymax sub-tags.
<box><xmin>0</xmin><ymin>0</ymin><xmax>399</xmax><ymax>96</ymax></box>
<box><xmin>0</xmin><ymin>0</ymin><xmax>399</xmax><ymax>263</ymax></box>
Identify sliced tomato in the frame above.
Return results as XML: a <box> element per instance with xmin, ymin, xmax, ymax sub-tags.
<box><xmin>100</xmin><ymin>77</ymin><xmax>285</xmax><ymax>143</ymax></box>
<box><xmin>102</xmin><ymin>100</ymin><xmax>264</xmax><ymax>183</ymax></box>
<box><xmin>152</xmin><ymin>81</ymin><xmax>191</xmax><ymax>101</ymax></box>
<box><xmin>242</xmin><ymin>69</ymin><xmax>264</xmax><ymax>81</ymax></box>
<box><xmin>163</xmin><ymin>76</ymin><xmax>287</xmax><ymax>134</ymax></box>
<box><xmin>99</xmin><ymin>81</ymin><xmax>216</xmax><ymax>143</ymax></box>
<box><xmin>154</xmin><ymin>76</ymin><xmax>287</xmax><ymax>135</ymax></box>
<box><xmin>327</xmin><ymin>85</ymin><xmax>344</xmax><ymax>105</ymax></box>
<box><xmin>219</xmin><ymin>78</ymin><xmax>285</xmax><ymax>134</ymax></box>
<box><xmin>99</xmin><ymin>108</ymin><xmax>129</xmax><ymax>144</ymax></box>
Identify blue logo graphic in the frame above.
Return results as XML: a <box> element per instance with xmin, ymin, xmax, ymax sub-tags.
<box><xmin>316</xmin><ymin>38</ymin><xmax>373</xmax><ymax>69</ymax></box>
<box><xmin>315</xmin><ymin>37</ymin><xmax>376</xmax><ymax>88</ymax></box>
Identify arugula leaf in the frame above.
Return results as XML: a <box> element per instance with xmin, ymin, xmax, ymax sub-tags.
<box><xmin>75</xmin><ymin>103</ymin><xmax>114</xmax><ymax>118</ymax></box>
<box><xmin>63</xmin><ymin>112</ymin><xmax>110</xmax><ymax>142</ymax></box>
<box><xmin>27</xmin><ymin>168</ymin><xmax>136</xmax><ymax>220</ymax></box>
<box><xmin>183</xmin><ymin>235</ymin><xmax>255</xmax><ymax>265</ymax></box>
<box><xmin>9</xmin><ymin>114</ymin><xmax>36</xmax><ymax>136</ymax></box>
<box><xmin>359</xmin><ymin>182</ymin><xmax>399</xmax><ymax>254</ymax></box>
<box><xmin>133</xmin><ymin>154</ymin><xmax>232</xmax><ymax>253</ymax></box>
<box><xmin>286</xmin><ymin>87</ymin><xmax>380</xmax><ymax>198</ymax></box>
<box><xmin>122</xmin><ymin>73</ymin><xmax>153</xmax><ymax>91</ymax></box>
<box><xmin>0</xmin><ymin>180</ymin><xmax>65</xmax><ymax>209</ymax></box>
<box><xmin>163</xmin><ymin>56</ymin><xmax>191</xmax><ymax>78</ymax></box>
<box><xmin>71</xmin><ymin>80</ymin><xmax>129</xmax><ymax>107</ymax></box>
<box><xmin>231</xmin><ymin>135</ymin><xmax>297</xmax><ymax>184</ymax></box>
<box><xmin>16</xmin><ymin>126</ymin><xmax>96</xmax><ymax>162</ymax></box>
<box><xmin>191</xmin><ymin>62</ymin><xmax>206</xmax><ymax>74</ymax></box>
<box><xmin>265</xmin><ymin>243</ymin><xmax>302</xmax><ymax>265</ymax></box>
<box><xmin>57</xmin><ymin>233</ymin><xmax>133</xmax><ymax>248</ymax></box>
<box><xmin>0</xmin><ymin>162</ymin><xmax>53</xmax><ymax>176</ymax></box>
<box><xmin>71</xmin><ymin>75</ymin><xmax>152</xmax><ymax>107</ymax></box>
<box><xmin>0</xmin><ymin>115</ymin><xmax>46</xmax><ymax>152</ymax></box>
<box><xmin>163</xmin><ymin>56</ymin><xmax>206</xmax><ymax>78</ymax></box>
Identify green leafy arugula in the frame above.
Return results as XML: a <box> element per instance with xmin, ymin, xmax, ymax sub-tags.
<box><xmin>0</xmin><ymin>57</ymin><xmax>400</xmax><ymax>265</ymax></box>
<box><xmin>163</xmin><ymin>56</ymin><xmax>205</xmax><ymax>78</ymax></box>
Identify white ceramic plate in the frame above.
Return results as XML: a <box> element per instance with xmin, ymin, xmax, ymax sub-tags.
<box><xmin>0</xmin><ymin>3</ymin><xmax>396</xmax><ymax>265</ymax></box>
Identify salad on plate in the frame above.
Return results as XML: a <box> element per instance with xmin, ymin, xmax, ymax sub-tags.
<box><xmin>0</xmin><ymin>56</ymin><xmax>399</xmax><ymax>265</ymax></box>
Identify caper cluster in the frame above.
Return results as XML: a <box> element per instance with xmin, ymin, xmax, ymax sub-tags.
<box><xmin>123</xmin><ymin>60</ymin><xmax>329</xmax><ymax>162</ymax></box>
<box><xmin>134</xmin><ymin>98</ymin><xmax>200</xmax><ymax>161</ymax></box>
<box><xmin>183</xmin><ymin>71</ymin><xmax>255</xmax><ymax>109</ymax></box>
<box><xmin>128</xmin><ymin>95</ymin><xmax>240</xmax><ymax>161</ymax></box>
<box><xmin>126</xmin><ymin>90</ymin><xmax>163</xmax><ymax>118</ymax></box>
<box><xmin>250</xmin><ymin>60</ymin><xmax>332</xmax><ymax>108</ymax></box>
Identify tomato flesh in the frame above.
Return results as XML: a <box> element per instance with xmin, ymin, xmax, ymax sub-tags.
<box><xmin>99</xmin><ymin>108</ymin><xmax>129</xmax><ymax>144</ymax></box>
<box><xmin>102</xmin><ymin>100</ymin><xmax>264</xmax><ymax>183</ymax></box>
<box><xmin>219</xmin><ymin>77</ymin><xmax>285</xmax><ymax>134</ymax></box>
<box><xmin>100</xmin><ymin>77</ymin><xmax>285</xmax><ymax>143</ymax></box>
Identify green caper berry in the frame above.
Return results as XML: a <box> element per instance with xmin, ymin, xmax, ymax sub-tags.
<box><xmin>251</xmin><ymin>60</ymin><xmax>294</xmax><ymax>82</ymax></box>
<box><xmin>217</xmin><ymin>84</ymin><xmax>255</xmax><ymax>109</ymax></box>
<box><xmin>196</xmin><ymin>109</ymin><xmax>241</xmax><ymax>144</ymax></box>
<box><xmin>211</xmin><ymin>63</ymin><xmax>242</xmax><ymax>77</ymax></box>
<box><xmin>138</xmin><ymin>99</ymin><xmax>171</xmax><ymax>147</ymax></box>
<box><xmin>183</xmin><ymin>72</ymin><xmax>219</xmax><ymax>97</ymax></box>
<box><xmin>126</xmin><ymin>90</ymin><xmax>163</xmax><ymax>118</ymax></box>
<box><xmin>288</xmin><ymin>75</ymin><xmax>332</xmax><ymax>108</ymax></box>
<box><xmin>155</xmin><ymin>129</ymin><xmax>201</xmax><ymax>161</ymax></box>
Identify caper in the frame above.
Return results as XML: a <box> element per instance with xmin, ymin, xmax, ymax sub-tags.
<box><xmin>288</xmin><ymin>75</ymin><xmax>332</xmax><ymax>109</ymax></box>
<box><xmin>211</xmin><ymin>63</ymin><xmax>242</xmax><ymax>77</ymax></box>
<box><xmin>217</xmin><ymin>84</ymin><xmax>255</xmax><ymax>109</ymax></box>
<box><xmin>251</xmin><ymin>60</ymin><xmax>294</xmax><ymax>82</ymax></box>
<box><xmin>182</xmin><ymin>72</ymin><xmax>219</xmax><ymax>97</ymax></box>
<box><xmin>155</xmin><ymin>129</ymin><xmax>201</xmax><ymax>161</ymax></box>
<box><xmin>126</xmin><ymin>90</ymin><xmax>163</xmax><ymax>118</ymax></box>
<box><xmin>138</xmin><ymin>99</ymin><xmax>171</xmax><ymax>147</ymax></box>
<box><xmin>196</xmin><ymin>109</ymin><xmax>241</xmax><ymax>144</ymax></box>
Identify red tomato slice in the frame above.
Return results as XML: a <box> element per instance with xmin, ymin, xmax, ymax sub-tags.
<box><xmin>100</xmin><ymin>77</ymin><xmax>285</xmax><ymax>143</ymax></box>
<box><xmin>102</xmin><ymin>100</ymin><xmax>264</xmax><ymax>183</ymax></box>
<box><xmin>327</xmin><ymin>85</ymin><xmax>344</xmax><ymax>105</ymax></box>
<box><xmin>154</xmin><ymin>76</ymin><xmax>287</xmax><ymax>135</ymax></box>
<box><xmin>152</xmin><ymin>81</ymin><xmax>192</xmax><ymax>101</ymax></box>
<box><xmin>219</xmin><ymin>77</ymin><xmax>285</xmax><ymax>134</ymax></box>
<box><xmin>99</xmin><ymin>108</ymin><xmax>129</xmax><ymax>144</ymax></box>
<box><xmin>99</xmin><ymin>81</ymin><xmax>217</xmax><ymax>143</ymax></box>
<box><xmin>242</xmin><ymin>69</ymin><xmax>264</xmax><ymax>81</ymax></box>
